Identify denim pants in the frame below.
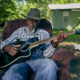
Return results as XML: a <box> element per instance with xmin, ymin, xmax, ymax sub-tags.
<box><xmin>2</xmin><ymin>59</ymin><xmax>58</xmax><ymax>80</ymax></box>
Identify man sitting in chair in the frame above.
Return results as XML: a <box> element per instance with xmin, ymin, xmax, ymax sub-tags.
<box><xmin>0</xmin><ymin>8</ymin><xmax>66</xmax><ymax>80</ymax></box>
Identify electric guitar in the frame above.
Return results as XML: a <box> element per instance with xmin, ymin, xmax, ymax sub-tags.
<box><xmin>0</xmin><ymin>30</ymin><xmax>79</xmax><ymax>69</ymax></box>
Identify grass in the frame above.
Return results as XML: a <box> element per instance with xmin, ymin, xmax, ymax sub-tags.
<box><xmin>0</xmin><ymin>27</ymin><xmax>3</xmax><ymax>42</ymax></box>
<box><xmin>0</xmin><ymin>27</ymin><xmax>3</xmax><ymax>35</ymax></box>
<box><xmin>0</xmin><ymin>27</ymin><xmax>3</xmax><ymax>31</ymax></box>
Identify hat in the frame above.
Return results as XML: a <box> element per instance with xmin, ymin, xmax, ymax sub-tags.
<box><xmin>23</xmin><ymin>8</ymin><xmax>41</xmax><ymax>20</ymax></box>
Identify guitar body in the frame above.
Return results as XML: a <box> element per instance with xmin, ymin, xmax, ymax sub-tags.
<box><xmin>0</xmin><ymin>37</ymin><xmax>39</xmax><ymax>69</ymax></box>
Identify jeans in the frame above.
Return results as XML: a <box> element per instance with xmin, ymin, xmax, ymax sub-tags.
<box><xmin>2</xmin><ymin>59</ymin><xmax>57</xmax><ymax>80</ymax></box>
<box><xmin>2</xmin><ymin>62</ymin><xmax>30</xmax><ymax>80</ymax></box>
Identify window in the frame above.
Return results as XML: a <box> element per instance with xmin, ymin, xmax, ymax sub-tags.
<box><xmin>63</xmin><ymin>11</ymin><xmax>69</xmax><ymax>22</ymax></box>
<box><xmin>64</xmin><ymin>16</ymin><xmax>68</xmax><ymax>22</ymax></box>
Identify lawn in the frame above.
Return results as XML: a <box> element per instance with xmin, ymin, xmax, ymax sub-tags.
<box><xmin>0</xmin><ymin>27</ymin><xmax>3</xmax><ymax>33</ymax></box>
<box><xmin>0</xmin><ymin>27</ymin><xmax>3</xmax><ymax>42</ymax></box>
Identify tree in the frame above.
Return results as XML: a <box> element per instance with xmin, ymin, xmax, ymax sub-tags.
<box><xmin>0</xmin><ymin>0</ymin><xmax>17</xmax><ymax>24</ymax></box>
<box><xmin>15</xmin><ymin>1</ymin><xmax>36</xmax><ymax>19</ymax></box>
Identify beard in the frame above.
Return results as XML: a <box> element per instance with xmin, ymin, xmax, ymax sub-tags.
<box><xmin>27</xmin><ymin>26</ymin><xmax>36</xmax><ymax>33</ymax></box>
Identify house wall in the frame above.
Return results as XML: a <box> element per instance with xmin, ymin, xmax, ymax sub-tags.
<box><xmin>50</xmin><ymin>10</ymin><xmax>80</xmax><ymax>29</ymax></box>
<box><xmin>69</xmin><ymin>11</ymin><xmax>80</xmax><ymax>27</ymax></box>
<box><xmin>53</xmin><ymin>11</ymin><xmax>63</xmax><ymax>29</ymax></box>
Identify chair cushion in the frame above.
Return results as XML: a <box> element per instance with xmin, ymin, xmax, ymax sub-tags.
<box><xmin>50</xmin><ymin>48</ymin><xmax>75</xmax><ymax>70</ymax></box>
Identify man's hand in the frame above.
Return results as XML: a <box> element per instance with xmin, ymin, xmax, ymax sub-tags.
<box><xmin>3</xmin><ymin>45</ymin><xmax>21</xmax><ymax>56</ymax></box>
<box><xmin>52</xmin><ymin>31</ymin><xmax>67</xmax><ymax>47</ymax></box>
<box><xmin>55</xmin><ymin>31</ymin><xmax>67</xmax><ymax>42</ymax></box>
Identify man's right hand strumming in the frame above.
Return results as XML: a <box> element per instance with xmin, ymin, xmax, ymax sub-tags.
<box><xmin>3</xmin><ymin>45</ymin><xmax>21</xmax><ymax>56</ymax></box>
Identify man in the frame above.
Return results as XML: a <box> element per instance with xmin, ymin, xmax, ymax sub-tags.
<box><xmin>0</xmin><ymin>8</ymin><xmax>66</xmax><ymax>80</ymax></box>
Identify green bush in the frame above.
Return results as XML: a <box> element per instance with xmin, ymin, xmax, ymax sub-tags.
<box><xmin>74</xmin><ymin>24</ymin><xmax>80</xmax><ymax>30</ymax></box>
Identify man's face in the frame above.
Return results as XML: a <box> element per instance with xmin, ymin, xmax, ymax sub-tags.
<box><xmin>27</xmin><ymin>19</ymin><xmax>39</xmax><ymax>31</ymax></box>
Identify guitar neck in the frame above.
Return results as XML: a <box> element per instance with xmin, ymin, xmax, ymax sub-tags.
<box><xmin>30</xmin><ymin>36</ymin><xmax>56</xmax><ymax>48</ymax></box>
<box><xmin>29</xmin><ymin>30</ymin><xmax>75</xmax><ymax>48</ymax></box>
<box><xmin>65</xmin><ymin>31</ymin><xmax>75</xmax><ymax>35</ymax></box>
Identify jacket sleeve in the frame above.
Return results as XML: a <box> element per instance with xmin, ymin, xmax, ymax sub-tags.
<box><xmin>43</xmin><ymin>31</ymin><xmax>57</xmax><ymax>58</ymax></box>
<box><xmin>0</xmin><ymin>27</ymin><xmax>21</xmax><ymax>49</ymax></box>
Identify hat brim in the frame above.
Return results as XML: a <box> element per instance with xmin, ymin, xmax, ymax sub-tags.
<box><xmin>22</xmin><ymin>15</ymin><xmax>41</xmax><ymax>20</ymax></box>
